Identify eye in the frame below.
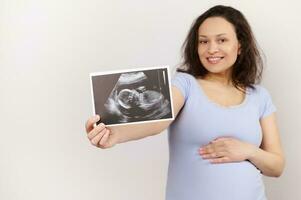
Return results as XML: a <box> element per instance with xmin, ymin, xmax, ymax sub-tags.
<box><xmin>199</xmin><ymin>40</ymin><xmax>208</xmax><ymax>44</ymax></box>
<box><xmin>218</xmin><ymin>38</ymin><xmax>227</xmax><ymax>43</ymax></box>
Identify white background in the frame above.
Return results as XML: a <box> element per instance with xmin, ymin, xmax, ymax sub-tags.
<box><xmin>1</xmin><ymin>0</ymin><xmax>300</xmax><ymax>199</ymax></box>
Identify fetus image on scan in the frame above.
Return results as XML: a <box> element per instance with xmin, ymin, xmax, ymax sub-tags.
<box><xmin>102</xmin><ymin>70</ymin><xmax>172</xmax><ymax>125</ymax></box>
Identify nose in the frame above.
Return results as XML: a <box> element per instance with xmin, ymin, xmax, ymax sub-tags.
<box><xmin>207</xmin><ymin>42</ymin><xmax>219</xmax><ymax>54</ymax></box>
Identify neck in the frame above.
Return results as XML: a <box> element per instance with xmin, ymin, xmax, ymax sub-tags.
<box><xmin>204</xmin><ymin>71</ymin><xmax>233</xmax><ymax>86</ymax></box>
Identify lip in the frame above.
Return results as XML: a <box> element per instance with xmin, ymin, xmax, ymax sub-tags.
<box><xmin>206</xmin><ymin>56</ymin><xmax>224</xmax><ymax>64</ymax></box>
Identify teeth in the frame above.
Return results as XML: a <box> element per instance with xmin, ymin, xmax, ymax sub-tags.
<box><xmin>207</xmin><ymin>57</ymin><xmax>223</xmax><ymax>63</ymax></box>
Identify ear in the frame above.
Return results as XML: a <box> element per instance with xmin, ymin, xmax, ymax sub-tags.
<box><xmin>237</xmin><ymin>42</ymin><xmax>241</xmax><ymax>55</ymax></box>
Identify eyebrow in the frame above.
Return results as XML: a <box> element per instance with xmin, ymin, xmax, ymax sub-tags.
<box><xmin>199</xmin><ymin>33</ymin><xmax>227</xmax><ymax>38</ymax></box>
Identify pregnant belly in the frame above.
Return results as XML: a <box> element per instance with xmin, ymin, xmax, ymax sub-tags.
<box><xmin>166</xmin><ymin>157</ymin><xmax>266</xmax><ymax>200</ymax></box>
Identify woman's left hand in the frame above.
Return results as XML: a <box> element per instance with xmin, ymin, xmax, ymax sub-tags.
<box><xmin>199</xmin><ymin>137</ymin><xmax>257</xmax><ymax>164</ymax></box>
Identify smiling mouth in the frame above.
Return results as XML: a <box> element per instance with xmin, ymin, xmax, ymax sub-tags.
<box><xmin>207</xmin><ymin>56</ymin><xmax>224</xmax><ymax>64</ymax></box>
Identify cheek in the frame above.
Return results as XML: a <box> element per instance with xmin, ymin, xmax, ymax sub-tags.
<box><xmin>224</xmin><ymin>45</ymin><xmax>239</xmax><ymax>59</ymax></box>
<box><xmin>198</xmin><ymin>46</ymin><xmax>207</xmax><ymax>59</ymax></box>
<box><xmin>224</xmin><ymin>44</ymin><xmax>237</xmax><ymax>52</ymax></box>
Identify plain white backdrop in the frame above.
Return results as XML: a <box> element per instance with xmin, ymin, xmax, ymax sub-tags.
<box><xmin>1</xmin><ymin>0</ymin><xmax>300</xmax><ymax>199</ymax></box>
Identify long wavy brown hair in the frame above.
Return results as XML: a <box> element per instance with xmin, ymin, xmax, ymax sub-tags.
<box><xmin>178</xmin><ymin>5</ymin><xmax>264</xmax><ymax>91</ymax></box>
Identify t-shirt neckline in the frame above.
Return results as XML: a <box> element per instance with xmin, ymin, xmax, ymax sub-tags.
<box><xmin>193</xmin><ymin>77</ymin><xmax>249</xmax><ymax>109</ymax></box>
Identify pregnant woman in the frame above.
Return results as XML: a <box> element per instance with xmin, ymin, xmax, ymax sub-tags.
<box><xmin>85</xmin><ymin>5</ymin><xmax>285</xmax><ymax>200</ymax></box>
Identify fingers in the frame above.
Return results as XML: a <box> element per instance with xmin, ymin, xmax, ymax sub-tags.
<box><xmin>85</xmin><ymin>115</ymin><xmax>100</xmax><ymax>133</ymax></box>
<box><xmin>85</xmin><ymin>116</ymin><xmax>113</xmax><ymax>149</ymax></box>
<box><xmin>87</xmin><ymin>123</ymin><xmax>106</xmax><ymax>140</ymax></box>
<box><xmin>200</xmin><ymin>151</ymin><xmax>227</xmax><ymax>159</ymax></box>
<box><xmin>199</xmin><ymin>146</ymin><xmax>228</xmax><ymax>163</ymax></box>
<box><xmin>199</xmin><ymin>143</ymin><xmax>225</xmax><ymax>155</ymax></box>
<box><xmin>199</xmin><ymin>140</ymin><xmax>228</xmax><ymax>160</ymax></box>
<box><xmin>199</xmin><ymin>138</ymin><xmax>242</xmax><ymax>164</ymax></box>
<box><xmin>99</xmin><ymin>129</ymin><xmax>110</xmax><ymax>147</ymax></box>
<box><xmin>209</xmin><ymin>156</ymin><xmax>231</xmax><ymax>164</ymax></box>
<box><xmin>90</xmin><ymin>127</ymin><xmax>107</xmax><ymax>146</ymax></box>
<box><xmin>87</xmin><ymin>122</ymin><xmax>111</xmax><ymax>148</ymax></box>
<box><xmin>200</xmin><ymin>137</ymin><xmax>230</xmax><ymax>153</ymax></box>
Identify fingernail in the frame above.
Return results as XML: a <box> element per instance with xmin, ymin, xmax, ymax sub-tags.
<box><xmin>95</xmin><ymin>115</ymin><xmax>100</xmax><ymax>121</ymax></box>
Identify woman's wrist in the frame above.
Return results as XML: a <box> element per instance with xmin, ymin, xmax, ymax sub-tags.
<box><xmin>246</xmin><ymin>143</ymin><xmax>259</xmax><ymax>161</ymax></box>
<box><xmin>110</xmin><ymin>127</ymin><xmax>123</xmax><ymax>144</ymax></box>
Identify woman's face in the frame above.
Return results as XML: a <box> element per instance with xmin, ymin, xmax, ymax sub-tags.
<box><xmin>198</xmin><ymin>17</ymin><xmax>241</xmax><ymax>75</ymax></box>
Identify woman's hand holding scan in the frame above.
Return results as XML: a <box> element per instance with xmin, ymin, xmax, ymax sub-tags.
<box><xmin>85</xmin><ymin>115</ymin><xmax>119</xmax><ymax>149</ymax></box>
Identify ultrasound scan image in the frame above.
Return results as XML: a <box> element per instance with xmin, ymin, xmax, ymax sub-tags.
<box><xmin>92</xmin><ymin>68</ymin><xmax>173</xmax><ymax>126</ymax></box>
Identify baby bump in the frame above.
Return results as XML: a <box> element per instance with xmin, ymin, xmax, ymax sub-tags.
<box><xmin>167</xmin><ymin>152</ymin><xmax>265</xmax><ymax>200</ymax></box>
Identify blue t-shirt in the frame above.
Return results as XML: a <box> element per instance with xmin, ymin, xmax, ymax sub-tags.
<box><xmin>166</xmin><ymin>72</ymin><xmax>276</xmax><ymax>200</ymax></box>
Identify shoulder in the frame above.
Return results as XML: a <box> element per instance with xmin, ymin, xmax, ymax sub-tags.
<box><xmin>249</xmin><ymin>84</ymin><xmax>276</xmax><ymax>118</ymax></box>
<box><xmin>249</xmin><ymin>84</ymin><xmax>272</xmax><ymax>97</ymax></box>
<box><xmin>171</xmin><ymin>72</ymin><xmax>196</xmax><ymax>101</ymax></box>
<box><xmin>171</xmin><ymin>72</ymin><xmax>196</xmax><ymax>88</ymax></box>
<box><xmin>247</xmin><ymin>84</ymin><xmax>274</xmax><ymax>106</ymax></box>
<box><xmin>172</xmin><ymin>71</ymin><xmax>196</xmax><ymax>80</ymax></box>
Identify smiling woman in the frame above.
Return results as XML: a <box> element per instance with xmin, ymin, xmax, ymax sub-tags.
<box><xmin>169</xmin><ymin>5</ymin><xmax>285</xmax><ymax>200</ymax></box>
<box><xmin>85</xmin><ymin>5</ymin><xmax>285</xmax><ymax>200</ymax></box>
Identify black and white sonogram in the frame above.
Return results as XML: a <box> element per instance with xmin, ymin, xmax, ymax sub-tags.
<box><xmin>90</xmin><ymin>66</ymin><xmax>173</xmax><ymax>126</ymax></box>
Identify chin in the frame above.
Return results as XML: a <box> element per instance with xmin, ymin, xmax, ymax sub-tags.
<box><xmin>204</xmin><ymin>66</ymin><xmax>230</xmax><ymax>74</ymax></box>
<box><xmin>201</xmin><ymin>61</ymin><xmax>233</xmax><ymax>74</ymax></box>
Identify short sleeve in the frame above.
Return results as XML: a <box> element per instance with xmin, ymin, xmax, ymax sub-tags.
<box><xmin>171</xmin><ymin>72</ymin><xmax>192</xmax><ymax>102</ymax></box>
<box><xmin>259</xmin><ymin>86</ymin><xmax>277</xmax><ymax>119</ymax></box>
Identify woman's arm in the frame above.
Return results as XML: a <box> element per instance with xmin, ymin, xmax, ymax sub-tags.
<box><xmin>199</xmin><ymin>113</ymin><xmax>285</xmax><ymax>177</ymax></box>
<box><xmin>85</xmin><ymin>86</ymin><xmax>185</xmax><ymax>148</ymax></box>
<box><xmin>247</xmin><ymin>113</ymin><xmax>285</xmax><ymax>177</ymax></box>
